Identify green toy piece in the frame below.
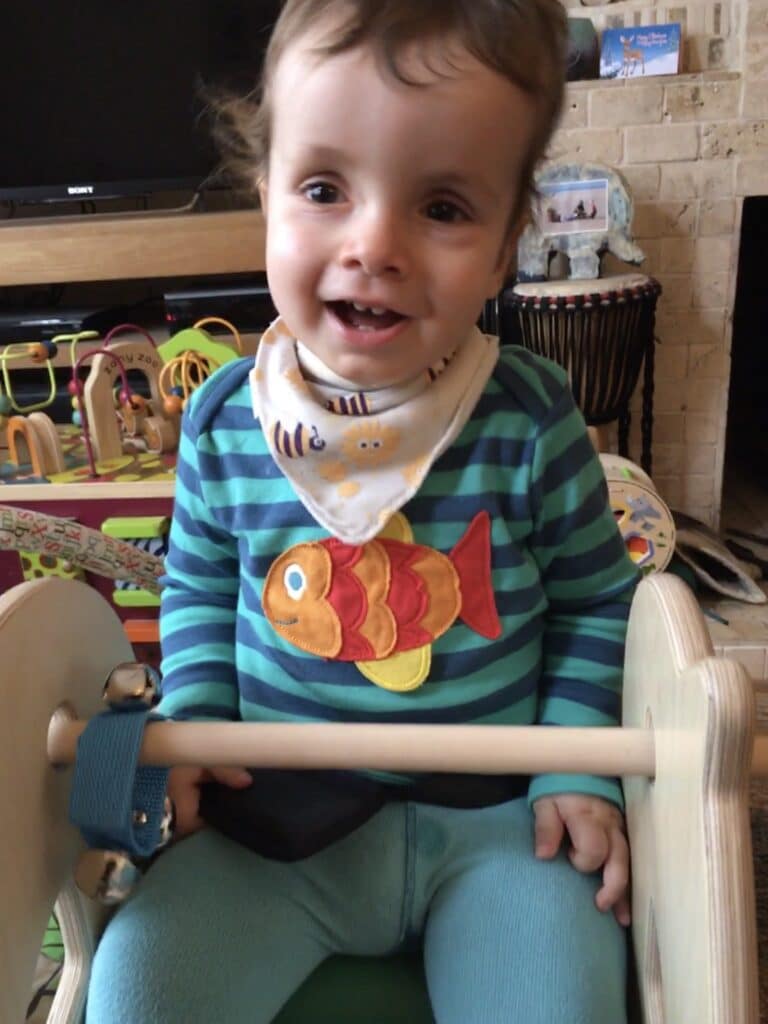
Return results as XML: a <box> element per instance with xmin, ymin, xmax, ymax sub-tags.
<box><xmin>158</xmin><ymin>327</ymin><xmax>240</xmax><ymax>369</ymax></box>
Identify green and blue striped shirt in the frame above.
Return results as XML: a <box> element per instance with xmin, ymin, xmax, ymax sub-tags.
<box><xmin>159</xmin><ymin>345</ymin><xmax>638</xmax><ymax>809</ymax></box>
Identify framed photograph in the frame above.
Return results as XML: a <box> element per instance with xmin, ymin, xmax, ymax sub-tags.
<box><xmin>600</xmin><ymin>23</ymin><xmax>681</xmax><ymax>79</ymax></box>
<box><xmin>538</xmin><ymin>178</ymin><xmax>609</xmax><ymax>236</ymax></box>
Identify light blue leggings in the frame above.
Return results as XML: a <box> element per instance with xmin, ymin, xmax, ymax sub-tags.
<box><xmin>87</xmin><ymin>798</ymin><xmax>626</xmax><ymax>1023</ymax></box>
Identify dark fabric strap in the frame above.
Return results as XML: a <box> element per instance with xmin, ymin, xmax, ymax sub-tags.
<box><xmin>199</xmin><ymin>769</ymin><xmax>529</xmax><ymax>862</ymax></box>
<box><xmin>69</xmin><ymin>704</ymin><xmax>168</xmax><ymax>858</ymax></box>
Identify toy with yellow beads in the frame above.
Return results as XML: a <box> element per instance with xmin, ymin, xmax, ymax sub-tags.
<box><xmin>0</xmin><ymin>339</ymin><xmax>59</xmax><ymax>430</ymax></box>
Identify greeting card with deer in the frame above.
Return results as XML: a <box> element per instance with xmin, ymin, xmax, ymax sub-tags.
<box><xmin>600</xmin><ymin>23</ymin><xmax>681</xmax><ymax>79</ymax></box>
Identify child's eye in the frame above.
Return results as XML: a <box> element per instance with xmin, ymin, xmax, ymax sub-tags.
<box><xmin>302</xmin><ymin>181</ymin><xmax>341</xmax><ymax>204</ymax></box>
<box><xmin>425</xmin><ymin>199</ymin><xmax>467</xmax><ymax>223</ymax></box>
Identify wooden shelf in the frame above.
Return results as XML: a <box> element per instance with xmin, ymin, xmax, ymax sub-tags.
<box><xmin>0</xmin><ymin>209</ymin><xmax>266</xmax><ymax>286</ymax></box>
<box><xmin>0</xmin><ymin>479</ymin><xmax>175</xmax><ymax>503</ymax></box>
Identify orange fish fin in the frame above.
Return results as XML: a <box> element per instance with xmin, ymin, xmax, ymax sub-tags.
<box><xmin>450</xmin><ymin>511</ymin><xmax>502</xmax><ymax>640</ymax></box>
<box><xmin>356</xmin><ymin>646</ymin><xmax>431</xmax><ymax>691</ymax></box>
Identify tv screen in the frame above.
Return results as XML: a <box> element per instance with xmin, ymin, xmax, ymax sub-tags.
<box><xmin>2</xmin><ymin>2</ymin><xmax>282</xmax><ymax>203</ymax></box>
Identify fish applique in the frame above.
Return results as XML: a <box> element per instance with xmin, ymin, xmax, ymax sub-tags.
<box><xmin>261</xmin><ymin>510</ymin><xmax>501</xmax><ymax>691</ymax></box>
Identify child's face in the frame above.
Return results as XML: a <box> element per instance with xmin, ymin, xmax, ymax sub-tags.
<box><xmin>260</xmin><ymin>35</ymin><xmax>535</xmax><ymax>387</ymax></box>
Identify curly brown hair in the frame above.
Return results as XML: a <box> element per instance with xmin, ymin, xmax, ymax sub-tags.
<box><xmin>211</xmin><ymin>0</ymin><xmax>567</xmax><ymax>231</ymax></box>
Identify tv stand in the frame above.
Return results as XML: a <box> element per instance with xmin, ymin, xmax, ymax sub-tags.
<box><xmin>0</xmin><ymin>209</ymin><xmax>266</xmax><ymax>285</ymax></box>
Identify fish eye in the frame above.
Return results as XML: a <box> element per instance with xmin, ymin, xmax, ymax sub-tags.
<box><xmin>283</xmin><ymin>562</ymin><xmax>307</xmax><ymax>600</ymax></box>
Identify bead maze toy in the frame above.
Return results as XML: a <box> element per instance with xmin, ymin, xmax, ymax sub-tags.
<box><xmin>0</xmin><ymin>333</ymin><xmax>99</xmax><ymax>478</ymax></box>
<box><xmin>156</xmin><ymin>316</ymin><xmax>244</xmax><ymax>368</ymax></box>
<box><xmin>71</xmin><ymin>324</ymin><xmax>181</xmax><ymax>469</ymax></box>
<box><xmin>155</xmin><ymin>316</ymin><xmax>244</xmax><ymax>415</ymax></box>
<box><xmin>0</xmin><ymin>501</ymin><xmax>764</xmax><ymax>1021</ymax></box>
<box><xmin>0</xmin><ymin>319</ymin><xmax>249</xmax><ymax>672</ymax></box>
<box><xmin>0</xmin><ymin>319</ymin><xmax>246</xmax><ymax>487</ymax></box>
<box><xmin>0</xmin><ymin>338</ymin><xmax>63</xmax><ymax>425</ymax></box>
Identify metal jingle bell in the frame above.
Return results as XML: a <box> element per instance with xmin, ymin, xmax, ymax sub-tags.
<box><xmin>74</xmin><ymin>848</ymin><xmax>142</xmax><ymax>905</ymax></box>
<box><xmin>102</xmin><ymin>662</ymin><xmax>160</xmax><ymax>708</ymax></box>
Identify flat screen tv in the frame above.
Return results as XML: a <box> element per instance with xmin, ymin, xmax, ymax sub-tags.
<box><xmin>2</xmin><ymin>2</ymin><xmax>283</xmax><ymax>204</ymax></box>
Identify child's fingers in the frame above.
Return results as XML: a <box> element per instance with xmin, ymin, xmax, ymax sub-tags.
<box><xmin>167</xmin><ymin>765</ymin><xmax>251</xmax><ymax>837</ymax></box>
<box><xmin>595</xmin><ymin>827</ymin><xmax>631</xmax><ymax>924</ymax></box>
<box><xmin>208</xmin><ymin>766</ymin><xmax>253</xmax><ymax>788</ymax></box>
<box><xmin>611</xmin><ymin>892</ymin><xmax>632</xmax><ymax>928</ymax></box>
<box><xmin>566</xmin><ymin>815</ymin><xmax>610</xmax><ymax>874</ymax></box>
<box><xmin>533</xmin><ymin>798</ymin><xmax>564</xmax><ymax>858</ymax></box>
<box><xmin>167</xmin><ymin>765</ymin><xmax>205</xmax><ymax>836</ymax></box>
<box><xmin>169</xmin><ymin>781</ymin><xmax>206</xmax><ymax>837</ymax></box>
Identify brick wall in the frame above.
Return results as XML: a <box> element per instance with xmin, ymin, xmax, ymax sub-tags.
<box><xmin>552</xmin><ymin>0</ymin><xmax>767</xmax><ymax>526</ymax></box>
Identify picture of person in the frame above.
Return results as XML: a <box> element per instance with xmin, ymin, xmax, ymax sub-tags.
<box><xmin>538</xmin><ymin>178</ymin><xmax>609</xmax><ymax>235</ymax></box>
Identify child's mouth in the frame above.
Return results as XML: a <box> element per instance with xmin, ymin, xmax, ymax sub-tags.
<box><xmin>327</xmin><ymin>300</ymin><xmax>406</xmax><ymax>332</ymax></box>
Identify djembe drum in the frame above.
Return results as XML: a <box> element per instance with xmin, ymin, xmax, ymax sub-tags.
<box><xmin>505</xmin><ymin>273</ymin><xmax>662</xmax><ymax>474</ymax></box>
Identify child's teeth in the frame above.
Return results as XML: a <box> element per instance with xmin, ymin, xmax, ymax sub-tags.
<box><xmin>351</xmin><ymin>302</ymin><xmax>387</xmax><ymax>315</ymax></box>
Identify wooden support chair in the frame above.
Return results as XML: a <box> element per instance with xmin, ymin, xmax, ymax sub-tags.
<box><xmin>0</xmin><ymin>573</ymin><xmax>760</xmax><ymax>1023</ymax></box>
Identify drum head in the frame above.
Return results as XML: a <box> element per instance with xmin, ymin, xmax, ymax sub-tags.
<box><xmin>512</xmin><ymin>273</ymin><xmax>653</xmax><ymax>300</ymax></box>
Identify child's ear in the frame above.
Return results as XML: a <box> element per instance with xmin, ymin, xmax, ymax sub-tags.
<box><xmin>491</xmin><ymin>241</ymin><xmax>516</xmax><ymax>294</ymax></box>
<box><xmin>488</xmin><ymin>206</ymin><xmax>530</xmax><ymax>296</ymax></box>
<box><xmin>488</xmin><ymin>229</ymin><xmax>520</xmax><ymax>296</ymax></box>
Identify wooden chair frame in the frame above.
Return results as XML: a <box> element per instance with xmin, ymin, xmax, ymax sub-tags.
<box><xmin>0</xmin><ymin>573</ymin><xmax>760</xmax><ymax>1023</ymax></box>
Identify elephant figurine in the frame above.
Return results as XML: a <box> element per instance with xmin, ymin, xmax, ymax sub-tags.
<box><xmin>517</xmin><ymin>161</ymin><xmax>645</xmax><ymax>280</ymax></box>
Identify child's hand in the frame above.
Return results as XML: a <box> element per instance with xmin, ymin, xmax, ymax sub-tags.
<box><xmin>168</xmin><ymin>764</ymin><xmax>252</xmax><ymax>837</ymax></box>
<box><xmin>532</xmin><ymin>793</ymin><xmax>630</xmax><ymax>927</ymax></box>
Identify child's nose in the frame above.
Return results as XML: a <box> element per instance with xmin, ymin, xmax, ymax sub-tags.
<box><xmin>339</xmin><ymin>209</ymin><xmax>409</xmax><ymax>278</ymax></box>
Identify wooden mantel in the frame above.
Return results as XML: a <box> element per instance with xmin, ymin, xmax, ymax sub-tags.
<box><xmin>0</xmin><ymin>209</ymin><xmax>266</xmax><ymax>285</ymax></box>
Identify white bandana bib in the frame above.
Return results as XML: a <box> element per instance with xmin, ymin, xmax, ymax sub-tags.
<box><xmin>250</xmin><ymin>317</ymin><xmax>499</xmax><ymax>544</ymax></box>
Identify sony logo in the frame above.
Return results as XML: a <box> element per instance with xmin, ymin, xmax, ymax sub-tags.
<box><xmin>67</xmin><ymin>185</ymin><xmax>95</xmax><ymax>195</ymax></box>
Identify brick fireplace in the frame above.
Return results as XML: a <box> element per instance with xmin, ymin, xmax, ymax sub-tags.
<box><xmin>555</xmin><ymin>0</ymin><xmax>766</xmax><ymax>527</ymax></box>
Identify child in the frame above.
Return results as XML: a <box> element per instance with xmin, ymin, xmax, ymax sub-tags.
<box><xmin>88</xmin><ymin>2</ymin><xmax>639</xmax><ymax>1021</ymax></box>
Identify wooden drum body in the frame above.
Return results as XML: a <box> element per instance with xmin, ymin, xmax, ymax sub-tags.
<box><xmin>509</xmin><ymin>273</ymin><xmax>661</xmax><ymax>472</ymax></box>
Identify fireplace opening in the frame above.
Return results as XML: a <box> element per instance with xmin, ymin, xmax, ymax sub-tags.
<box><xmin>721</xmin><ymin>195</ymin><xmax>768</xmax><ymax>534</ymax></box>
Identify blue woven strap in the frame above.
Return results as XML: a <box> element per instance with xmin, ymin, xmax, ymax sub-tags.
<box><xmin>69</xmin><ymin>704</ymin><xmax>169</xmax><ymax>858</ymax></box>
